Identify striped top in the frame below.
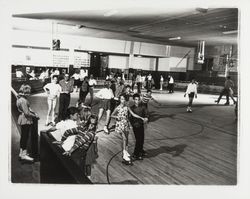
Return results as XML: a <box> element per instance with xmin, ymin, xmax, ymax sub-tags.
<box><xmin>141</xmin><ymin>93</ymin><xmax>153</xmax><ymax>104</ymax></box>
<box><xmin>61</xmin><ymin>124</ymin><xmax>95</xmax><ymax>152</ymax></box>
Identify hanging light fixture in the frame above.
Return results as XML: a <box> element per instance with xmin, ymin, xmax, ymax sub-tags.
<box><xmin>168</xmin><ymin>36</ymin><xmax>181</xmax><ymax>41</ymax></box>
<box><xmin>197</xmin><ymin>40</ymin><xmax>205</xmax><ymax>64</ymax></box>
<box><xmin>52</xmin><ymin>22</ymin><xmax>60</xmax><ymax>50</ymax></box>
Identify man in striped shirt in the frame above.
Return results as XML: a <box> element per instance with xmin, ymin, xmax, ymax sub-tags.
<box><xmin>59</xmin><ymin>115</ymin><xmax>98</xmax><ymax>156</ymax></box>
<box><xmin>141</xmin><ymin>90</ymin><xmax>161</xmax><ymax>109</ymax></box>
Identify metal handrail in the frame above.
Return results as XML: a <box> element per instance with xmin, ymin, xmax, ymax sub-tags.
<box><xmin>11</xmin><ymin>87</ymin><xmax>18</xmax><ymax>99</ymax></box>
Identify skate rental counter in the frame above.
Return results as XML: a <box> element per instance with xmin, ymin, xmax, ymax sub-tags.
<box><xmin>40</xmin><ymin>130</ymin><xmax>92</xmax><ymax>184</ymax></box>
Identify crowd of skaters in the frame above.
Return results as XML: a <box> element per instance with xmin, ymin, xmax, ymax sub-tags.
<box><xmin>15</xmin><ymin>67</ymin><xmax>237</xmax><ymax>178</ymax></box>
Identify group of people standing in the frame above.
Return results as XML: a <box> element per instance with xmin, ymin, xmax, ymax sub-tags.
<box><xmin>95</xmin><ymin>78</ymin><xmax>152</xmax><ymax>165</ymax></box>
<box><xmin>43</xmin><ymin>72</ymin><xmax>97</xmax><ymax>126</ymax></box>
<box><xmin>15</xmin><ymin>70</ymin><xmax>237</xmax><ymax>170</ymax></box>
<box><xmin>42</xmin><ymin>74</ymin><xmax>153</xmax><ymax>166</ymax></box>
<box><xmin>132</xmin><ymin>73</ymin><xmax>175</xmax><ymax>94</ymax></box>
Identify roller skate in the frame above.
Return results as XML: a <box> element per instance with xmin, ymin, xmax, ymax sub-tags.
<box><xmin>122</xmin><ymin>151</ymin><xmax>133</xmax><ymax>165</ymax></box>
<box><xmin>19</xmin><ymin>149</ymin><xmax>34</xmax><ymax>164</ymax></box>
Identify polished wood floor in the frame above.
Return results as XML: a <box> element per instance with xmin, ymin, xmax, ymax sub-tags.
<box><xmin>12</xmin><ymin>90</ymin><xmax>237</xmax><ymax>184</ymax></box>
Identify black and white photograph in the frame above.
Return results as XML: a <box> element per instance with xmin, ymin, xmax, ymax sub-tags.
<box><xmin>1</xmin><ymin>0</ymin><xmax>250</xmax><ymax>198</ymax></box>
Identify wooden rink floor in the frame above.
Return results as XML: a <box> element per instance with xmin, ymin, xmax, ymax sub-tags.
<box><xmin>24</xmin><ymin>90</ymin><xmax>237</xmax><ymax>185</ymax></box>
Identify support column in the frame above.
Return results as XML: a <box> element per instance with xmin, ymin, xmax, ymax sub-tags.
<box><xmin>128</xmin><ymin>41</ymin><xmax>135</xmax><ymax>69</ymax></box>
<box><xmin>155</xmin><ymin>57</ymin><xmax>159</xmax><ymax>71</ymax></box>
<box><xmin>224</xmin><ymin>54</ymin><xmax>229</xmax><ymax>77</ymax></box>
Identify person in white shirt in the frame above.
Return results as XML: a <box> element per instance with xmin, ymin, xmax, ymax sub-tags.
<box><xmin>147</xmin><ymin>74</ymin><xmax>152</xmax><ymax>81</ymax></box>
<box><xmin>16</xmin><ymin>69</ymin><xmax>23</xmax><ymax>78</ymax></box>
<box><xmin>49</xmin><ymin>107</ymin><xmax>79</xmax><ymax>141</ymax></box>
<box><xmin>29</xmin><ymin>70</ymin><xmax>36</xmax><ymax>80</ymax></box>
<box><xmin>88</xmin><ymin>74</ymin><xmax>97</xmax><ymax>105</ymax></box>
<box><xmin>95</xmin><ymin>79</ymin><xmax>114</xmax><ymax>134</ymax></box>
<box><xmin>160</xmin><ymin>75</ymin><xmax>164</xmax><ymax>91</ymax></box>
<box><xmin>146</xmin><ymin>74</ymin><xmax>153</xmax><ymax>89</ymax></box>
<box><xmin>184</xmin><ymin>78</ymin><xmax>198</xmax><ymax>113</ymax></box>
<box><xmin>39</xmin><ymin>70</ymin><xmax>47</xmax><ymax>81</ymax></box>
<box><xmin>45</xmin><ymin>69</ymin><xmax>49</xmax><ymax>77</ymax></box>
<box><xmin>80</xmin><ymin>69</ymin><xmax>88</xmax><ymax>79</ymax></box>
<box><xmin>54</xmin><ymin>68</ymin><xmax>60</xmax><ymax>76</ymax></box>
<box><xmin>72</xmin><ymin>69</ymin><xmax>81</xmax><ymax>92</ymax></box>
<box><xmin>136</xmin><ymin>74</ymin><xmax>142</xmax><ymax>94</ymax></box>
<box><xmin>141</xmin><ymin>75</ymin><xmax>146</xmax><ymax>89</ymax></box>
<box><xmin>43</xmin><ymin>75</ymin><xmax>62</xmax><ymax>125</ymax></box>
<box><xmin>168</xmin><ymin>75</ymin><xmax>174</xmax><ymax>93</ymax></box>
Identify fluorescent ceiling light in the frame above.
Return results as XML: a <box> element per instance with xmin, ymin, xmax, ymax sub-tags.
<box><xmin>222</xmin><ymin>30</ymin><xmax>238</xmax><ymax>35</ymax></box>
<box><xmin>169</xmin><ymin>36</ymin><xmax>181</xmax><ymax>41</ymax></box>
<box><xmin>104</xmin><ymin>10</ymin><xmax>118</xmax><ymax>17</ymax></box>
<box><xmin>195</xmin><ymin>7</ymin><xmax>208</xmax><ymax>13</ymax></box>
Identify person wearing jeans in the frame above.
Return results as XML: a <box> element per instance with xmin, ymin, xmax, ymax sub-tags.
<box><xmin>43</xmin><ymin>75</ymin><xmax>61</xmax><ymax>126</ymax></box>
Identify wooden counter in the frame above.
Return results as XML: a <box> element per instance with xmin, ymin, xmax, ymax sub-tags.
<box><xmin>40</xmin><ymin>131</ymin><xmax>92</xmax><ymax>184</ymax></box>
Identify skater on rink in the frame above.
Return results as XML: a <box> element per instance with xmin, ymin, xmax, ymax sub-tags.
<box><xmin>111</xmin><ymin>94</ymin><xmax>146</xmax><ymax>165</ymax></box>
<box><xmin>184</xmin><ymin>78</ymin><xmax>198</xmax><ymax>113</ymax></box>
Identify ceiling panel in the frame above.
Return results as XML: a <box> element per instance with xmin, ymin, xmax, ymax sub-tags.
<box><xmin>13</xmin><ymin>7</ymin><xmax>238</xmax><ymax>47</ymax></box>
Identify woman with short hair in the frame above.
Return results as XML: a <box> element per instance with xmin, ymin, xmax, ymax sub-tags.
<box><xmin>16</xmin><ymin>84</ymin><xmax>39</xmax><ymax>162</ymax></box>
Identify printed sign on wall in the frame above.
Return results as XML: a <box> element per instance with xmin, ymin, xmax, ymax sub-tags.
<box><xmin>52</xmin><ymin>51</ymin><xmax>70</xmax><ymax>68</ymax></box>
<box><xmin>74</xmin><ymin>52</ymin><xmax>90</xmax><ymax>68</ymax></box>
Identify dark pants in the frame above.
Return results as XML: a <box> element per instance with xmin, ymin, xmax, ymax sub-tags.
<box><xmin>20</xmin><ymin>124</ymin><xmax>31</xmax><ymax>150</ymax></box>
<box><xmin>217</xmin><ymin>88</ymin><xmax>229</xmax><ymax>103</ymax></box>
<box><xmin>110</xmin><ymin>98</ymin><xmax>119</xmax><ymax>113</ymax></box>
<box><xmin>79</xmin><ymin>90</ymin><xmax>89</xmax><ymax>104</ymax></box>
<box><xmin>132</xmin><ymin>81</ymin><xmax>135</xmax><ymax>91</ymax></box>
<box><xmin>133</xmin><ymin>125</ymin><xmax>145</xmax><ymax>156</ymax></box>
<box><xmin>141</xmin><ymin>102</ymin><xmax>148</xmax><ymax>109</ymax></box>
<box><xmin>168</xmin><ymin>83</ymin><xmax>174</xmax><ymax>93</ymax></box>
<box><xmin>147</xmin><ymin>80</ymin><xmax>152</xmax><ymax>90</ymax></box>
<box><xmin>137</xmin><ymin>82</ymin><xmax>142</xmax><ymax>94</ymax></box>
<box><xmin>188</xmin><ymin>92</ymin><xmax>195</xmax><ymax>107</ymax></box>
<box><xmin>58</xmin><ymin>93</ymin><xmax>70</xmax><ymax>121</ymax></box>
<box><xmin>89</xmin><ymin>87</ymin><xmax>94</xmax><ymax>105</ymax></box>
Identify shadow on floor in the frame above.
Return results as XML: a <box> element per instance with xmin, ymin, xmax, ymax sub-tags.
<box><xmin>111</xmin><ymin>179</ymin><xmax>139</xmax><ymax>184</ymax></box>
<box><xmin>149</xmin><ymin>111</ymin><xmax>176</xmax><ymax>122</ymax></box>
<box><xmin>146</xmin><ymin>144</ymin><xmax>187</xmax><ymax>158</ymax></box>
